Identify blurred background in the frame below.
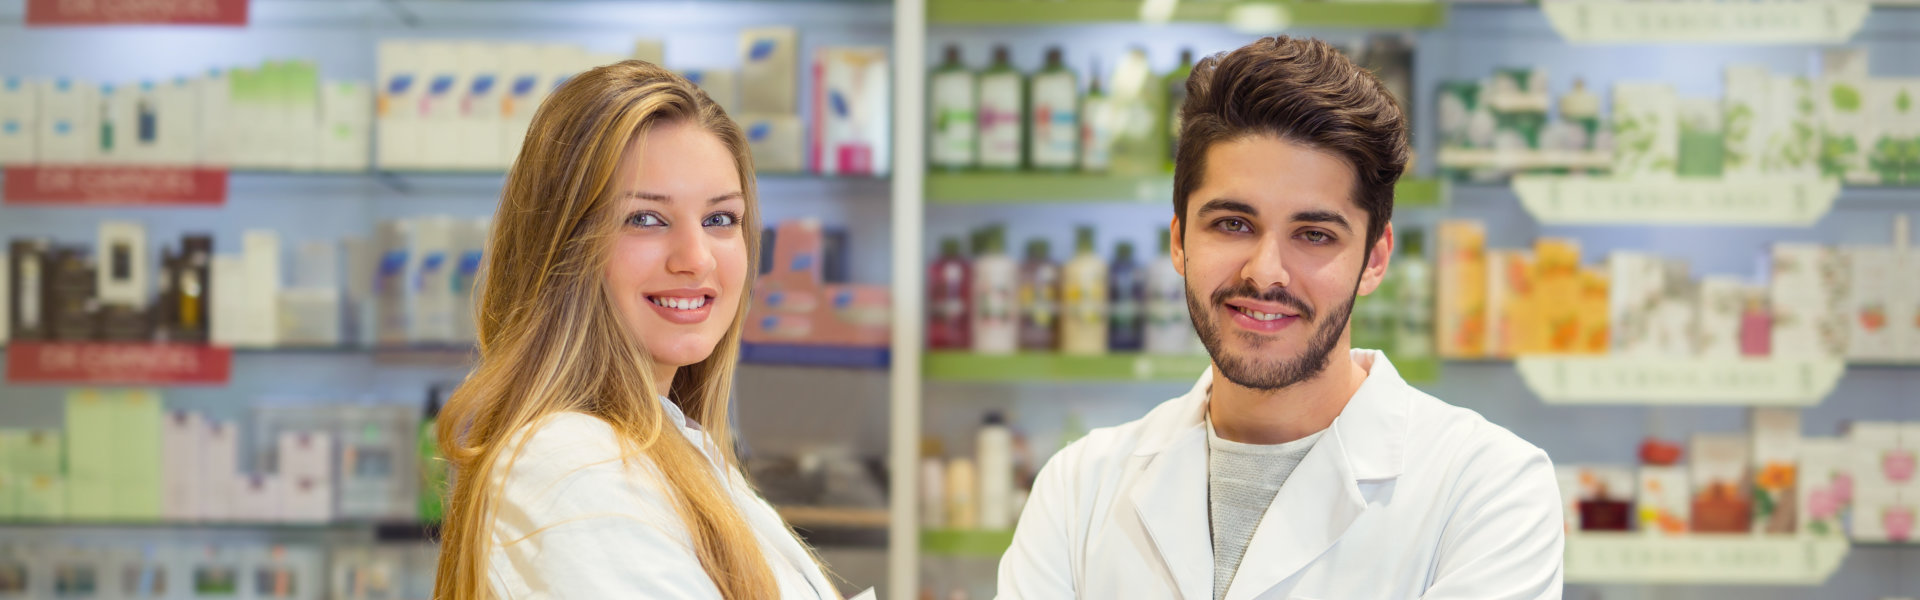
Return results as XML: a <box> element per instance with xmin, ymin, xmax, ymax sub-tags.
<box><xmin>0</xmin><ymin>0</ymin><xmax>1915</xmax><ymax>598</ymax></box>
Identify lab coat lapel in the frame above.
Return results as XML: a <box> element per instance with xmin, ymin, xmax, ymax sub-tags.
<box><xmin>734</xmin><ymin>471</ymin><xmax>837</xmax><ymax>600</ymax></box>
<box><xmin>1129</xmin><ymin>425</ymin><xmax>1214</xmax><ymax>600</ymax></box>
<box><xmin>1222</xmin><ymin>350</ymin><xmax>1410</xmax><ymax>600</ymax></box>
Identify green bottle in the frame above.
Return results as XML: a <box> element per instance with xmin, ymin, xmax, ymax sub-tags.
<box><xmin>419</xmin><ymin>384</ymin><xmax>448</xmax><ymax>524</ymax></box>
<box><xmin>1165</xmin><ymin>48</ymin><xmax>1194</xmax><ymax>170</ymax></box>
<box><xmin>1079</xmin><ymin>59</ymin><xmax>1114</xmax><ymax>172</ymax></box>
<box><xmin>978</xmin><ymin>45</ymin><xmax>1027</xmax><ymax>170</ymax></box>
<box><xmin>1028</xmin><ymin>47</ymin><xmax>1080</xmax><ymax>171</ymax></box>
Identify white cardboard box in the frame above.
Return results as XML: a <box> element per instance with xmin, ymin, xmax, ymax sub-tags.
<box><xmin>1636</xmin><ymin>465</ymin><xmax>1690</xmax><ymax>536</ymax></box>
<box><xmin>232</xmin><ymin>474</ymin><xmax>282</xmax><ymax>522</ymax></box>
<box><xmin>162</xmin><ymin>411</ymin><xmax>204</xmax><ymax>520</ymax></box>
<box><xmin>36</xmin><ymin>78</ymin><xmax>94</xmax><ymax>164</ymax></box>
<box><xmin>1751</xmin><ymin>407</ymin><xmax>1803</xmax><ymax>534</ymax></box>
<box><xmin>739</xmin><ymin>27</ymin><xmax>799</xmax><ymax>115</ymax></box>
<box><xmin>498</xmin><ymin>42</ymin><xmax>549</xmax><ymax>165</ymax></box>
<box><xmin>376</xmin><ymin>41</ymin><xmax>426</xmax><ymax>170</ymax></box>
<box><xmin>811</xmin><ymin>47</ymin><xmax>891</xmax><ymax>177</ymax></box>
<box><xmin>1723</xmin><ymin>65</ymin><xmax>1773</xmax><ymax>178</ymax></box>
<box><xmin>318</xmin><ymin>81</ymin><xmax>372</xmax><ymax>172</ymax></box>
<box><xmin>242</xmin><ymin>230</ymin><xmax>284</xmax><ymax>348</ymax></box>
<box><xmin>1798</xmin><ymin>437</ymin><xmax>1854</xmax><ymax>539</ymax></box>
<box><xmin>1770</xmin><ymin>244</ymin><xmax>1848</xmax><ymax>358</ymax></box>
<box><xmin>408</xmin><ymin>217</ymin><xmax>456</xmax><ymax>345</ymax></box>
<box><xmin>740</xmin><ymin>113</ymin><xmax>804</xmax><ymax>173</ymax></box>
<box><xmin>197</xmin><ymin>69</ymin><xmax>233</xmax><ymax>166</ymax></box>
<box><xmin>418</xmin><ymin>42</ymin><xmax>466</xmax><ymax>170</ymax></box>
<box><xmin>682</xmin><ymin>68</ymin><xmax>739</xmax><ymax>116</ymax></box>
<box><xmin>197</xmin><ymin>420</ymin><xmax>240</xmax><ymax>521</ymax></box>
<box><xmin>155</xmin><ymin>76</ymin><xmax>201</xmax><ymax>166</ymax></box>
<box><xmin>457</xmin><ymin>42</ymin><xmax>505</xmax><ymax>170</ymax></box>
<box><xmin>1844</xmin><ymin>246</ymin><xmax>1904</xmax><ymax>361</ymax></box>
<box><xmin>0</xmin><ymin>77</ymin><xmax>38</xmax><ymax>165</ymax></box>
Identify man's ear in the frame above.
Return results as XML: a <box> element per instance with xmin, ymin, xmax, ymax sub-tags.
<box><xmin>1169</xmin><ymin>217</ymin><xmax>1186</xmax><ymax>278</ymax></box>
<box><xmin>1358</xmin><ymin>222</ymin><xmax>1394</xmax><ymax>297</ymax></box>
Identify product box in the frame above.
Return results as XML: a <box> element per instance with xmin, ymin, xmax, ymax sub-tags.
<box><xmin>1636</xmin><ymin>466</ymin><xmax>1689</xmax><ymax>536</ymax></box>
<box><xmin>810</xmin><ymin>47</ymin><xmax>890</xmax><ymax>176</ymax></box>
<box><xmin>8</xmin><ymin>241</ymin><xmax>47</xmax><ymax>341</ymax></box>
<box><xmin>1724</xmin><ymin>66</ymin><xmax>1773</xmax><ymax>177</ymax></box>
<box><xmin>1690</xmin><ymin>433</ymin><xmax>1752</xmax><ymax>533</ymax></box>
<box><xmin>1765</xmin><ymin>76</ymin><xmax>1820</xmax><ymax>177</ymax></box>
<box><xmin>117</xmin><ymin>390</ymin><xmax>164</xmax><ymax>520</ymax></box>
<box><xmin>1695</xmin><ymin>276</ymin><xmax>1755</xmax><ymax>358</ymax></box>
<box><xmin>3</xmin><ymin>430</ymin><xmax>61</xmax><ymax>478</ymax></box>
<box><xmin>44</xmin><ymin>548</ymin><xmax>104</xmax><ymax>600</ymax></box>
<box><xmin>1770</xmin><ymin>244</ymin><xmax>1849</xmax><ymax>358</ymax></box>
<box><xmin>111</xmin><ymin>81</ymin><xmax>160</xmax><ymax>165</ymax></box>
<box><xmin>16</xmin><ymin>474</ymin><xmax>63</xmax><ymax>520</ymax></box>
<box><xmin>198</xmin><ymin>68</ymin><xmax>233</xmax><ymax>166</ymax></box>
<box><xmin>456</xmin><ymin>42</ymin><xmax>505</xmax><ymax>170</ymax></box>
<box><xmin>1798</xmin><ymin>438</ymin><xmax>1854</xmax><ymax>538</ymax></box>
<box><xmin>681</xmin><ymin>68</ymin><xmax>739</xmax><ymax>116</ymax></box>
<box><xmin>1573</xmin><ymin>466</ymin><xmax>1635</xmax><ymax>531</ymax></box>
<box><xmin>318</xmin><ymin>81</ymin><xmax>372</xmax><ymax>172</ymax></box>
<box><xmin>163</xmin><ymin>411</ymin><xmax>204</xmax><ymax>520</ymax></box>
<box><xmin>451</xmin><ymin>218</ymin><xmax>488</xmax><ymax>345</ymax></box>
<box><xmin>187</xmin><ymin>545</ymin><xmax>246</xmax><ymax>599</ymax></box>
<box><xmin>208</xmin><ymin>255</ymin><xmax>248</xmax><ymax>347</ymax></box>
<box><xmin>198</xmin><ymin>420</ymin><xmax>240</xmax><ymax>521</ymax></box>
<box><xmin>416</xmin><ymin>43</ymin><xmax>465</xmax><ymax>170</ymax></box>
<box><xmin>278</xmin><ymin>288</ymin><xmax>342</xmax><ymax>348</ymax></box>
<box><xmin>1844</xmin><ymin>246</ymin><xmax>1905</xmax><ymax>361</ymax></box>
<box><xmin>1487</xmin><ymin>67</ymin><xmax>1549</xmax><ymax>155</ymax></box>
<box><xmin>1750</xmin><ymin>407</ymin><xmax>1802</xmax><ymax>534</ymax></box>
<box><xmin>1675</xmin><ymin>97</ymin><xmax>1724</xmax><ymax>178</ymax></box>
<box><xmin>281</xmin><ymin>474</ymin><xmax>332</xmax><ymax>524</ymax></box>
<box><xmin>232</xmin><ymin>474</ymin><xmax>282</xmax><ymax>522</ymax></box>
<box><xmin>739</xmin><ymin>113</ymin><xmax>805</xmax><ymax>173</ymax></box>
<box><xmin>1608</xmin><ymin>252</ymin><xmax>1670</xmax><ymax>356</ymax></box>
<box><xmin>154</xmin><ymin>76</ymin><xmax>202</xmax><ymax>166</ymax></box>
<box><xmin>1578</xmin><ymin>268</ymin><xmax>1611</xmax><ymax>355</ymax></box>
<box><xmin>1849</xmin><ymin>422</ymin><xmax>1914</xmax><ymax>494</ymax></box>
<box><xmin>241</xmin><ymin>230</ymin><xmax>284</xmax><ymax>349</ymax></box>
<box><xmin>95</xmin><ymin>82</ymin><xmax>130</xmax><ymax>165</ymax></box>
<box><xmin>247</xmin><ymin>545</ymin><xmax>324</xmax><ymax>600</ymax></box>
<box><xmin>1867</xmin><ymin>79</ymin><xmax>1917</xmax><ymax>185</ymax></box>
<box><xmin>375</xmin><ymin>220</ymin><xmax>412</xmax><ymax>347</ymax></box>
<box><xmin>0</xmin><ymin>77</ymin><xmax>37</xmax><ymax>165</ymax></box>
<box><xmin>1436</xmin><ymin>220</ymin><xmax>1488</xmax><ymax>358</ymax></box>
<box><xmin>36</xmin><ymin>78</ymin><xmax>94</xmax><ymax>164</ymax></box>
<box><xmin>65</xmin><ymin>391</ymin><xmax>119</xmax><ymax>520</ymax></box>
<box><xmin>498</xmin><ymin>42</ymin><xmax>547</xmax><ymax>165</ymax></box>
<box><xmin>1817</xmin><ymin>70</ymin><xmax>1874</xmax><ymax>184</ymax></box>
<box><xmin>226</xmin><ymin>66</ymin><xmax>271</xmax><ymax>170</ymax></box>
<box><xmin>283</xmin><ymin>62</ymin><xmax>325</xmax><ymax>171</ymax></box>
<box><xmin>376</xmin><ymin>41</ymin><xmax>426</xmax><ymax>170</ymax></box>
<box><xmin>739</xmin><ymin>27</ymin><xmax>799</xmax><ymax>115</ymax></box>
<box><xmin>632</xmin><ymin>38</ymin><xmax>665</xmax><ymax>65</ymax></box>
<box><xmin>95</xmin><ymin>222</ymin><xmax>150</xmax><ymax>310</ymax></box>
<box><xmin>1484</xmin><ymin>249</ymin><xmax>1530</xmax><ymax>358</ymax></box>
<box><xmin>335</xmin><ymin>405</ymin><xmax>419</xmax><ymax>521</ymax></box>
<box><xmin>105</xmin><ymin>546</ymin><xmax>173</xmax><ymax>600</ymax></box>
<box><xmin>408</xmin><ymin>217</ymin><xmax>457</xmax><ymax>345</ymax></box>
<box><xmin>1521</xmin><ymin>238</ymin><xmax>1583</xmax><ymax>355</ymax></box>
<box><xmin>1610</xmin><ymin>82</ymin><xmax>1679</xmax><ymax>179</ymax></box>
<box><xmin>275</xmin><ymin>431</ymin><xmax>333</xmax><ymax>484</ymax></box>
<box><xmin>1850</xmin><ymin>487</ymin><xmax>1913</xmax><ymax>543</ymax></box>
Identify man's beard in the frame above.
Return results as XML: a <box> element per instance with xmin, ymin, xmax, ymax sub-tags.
<box><xmin>1187</xmin><ymin>268</ymin><xmax>1360</xmax><ymax>392</ymax></box>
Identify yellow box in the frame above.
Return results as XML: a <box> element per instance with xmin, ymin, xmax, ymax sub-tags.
<box><xmin>1437</xmin><ymin>220</ymin><xmax>1488</xmax><ymax>358</ymax></box>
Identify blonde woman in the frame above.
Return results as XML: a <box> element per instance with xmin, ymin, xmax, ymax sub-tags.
<box><xmin>432</xmin><ymin>60</ymin><xmax>839</xmax><ymax>599</ymax></box>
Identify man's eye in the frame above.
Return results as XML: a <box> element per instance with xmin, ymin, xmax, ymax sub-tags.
<box><xmin>1301</xmin><ymin>231</ymin><xmax>1333</xmax><ymax>244</ymax></box>
<box><xmin>1216</xmin><ymin>218</ymin><xmax>1251</xmax><ymax>233</ymax></box>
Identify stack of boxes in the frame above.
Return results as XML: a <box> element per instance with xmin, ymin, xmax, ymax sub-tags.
<box><xmin>744</xmin><ymin>219</ymin><xmax>891</xmax><ymax>348</ymax></box>
<box><xmin>1436</xmin><ymin>216</ymin><xmax>1919</xmax><ymax>362</ymax></box>
<box><xmin>1560</xmin><ymin>411</ymin><xmax>1920</xmax><ymax>543</ymax></box>
<box><xmin>0</xmin><ymin>391</ymin><xmax>422</xmax><ymax>525</ymax></box>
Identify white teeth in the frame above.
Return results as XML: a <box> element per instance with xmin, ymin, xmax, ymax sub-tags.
<box><xmin>651</xmin><ymin>296</ymin><xmax>708</xmax><ymax>311</ymax></box>
<box><xmin>1236</xmin><ymin>306</ymin><xmax>1286</xmax><ymax>322</ymax></box>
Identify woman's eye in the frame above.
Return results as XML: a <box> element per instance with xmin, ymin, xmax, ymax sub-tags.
<box><xmin>704</xmin><ymin>212</ymin><xmax>740</xmax><ymax>228</ymax></box>
<box><xmin>627</xmin><ymin>212</ymin><xmax>664</xmax><ymax>227</ymax></box>
<box><xmin>1215</xmin><ymin>218</ymin><xmax>1251</xmax><ymax>234</ymax></box>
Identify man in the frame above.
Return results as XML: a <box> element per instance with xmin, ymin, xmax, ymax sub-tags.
<box><xmin>996</xmin><ymin>37</ymin><xmax>1563</xmax><ymax>600</ymax></box>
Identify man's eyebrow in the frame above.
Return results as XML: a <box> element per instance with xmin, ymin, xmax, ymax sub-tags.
<box><xmin>1196</xmin><ymin>199</ymin><xmax>1258</xmax><ymax>217</ymax></box>
<box><xmin>618</xmin><ymin>191</ymin><xmax>745</xmax><ymax>205</ymax></box>
<box><xmin>1292</xmin><ymin>209</ymin><xmax>1353</xmax><ymax>233</ymax></box>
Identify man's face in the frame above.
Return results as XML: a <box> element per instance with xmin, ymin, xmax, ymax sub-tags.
<box><xmin>1171</xmin><ymin>135</ymin><xmax>1392</xmax><ymax>391</ymax></box>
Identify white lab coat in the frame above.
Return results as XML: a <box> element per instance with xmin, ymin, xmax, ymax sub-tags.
<box><xmin>485</xmin><ymin>401</ymin><xmax>838</xmax><ymax>599</ymax></box>
<box><xmin>998</xmin><ymin>350</ymin><xmax>1564</xmax><ymax>600</ymax></box>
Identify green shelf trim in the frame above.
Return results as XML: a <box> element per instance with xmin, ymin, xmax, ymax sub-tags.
<box><xmin>929</xmin><ymin>0</ymin><xmax>1447</xmax><ymax>27</ymax></box>
<box><xmin>925</xmin><ymin>352</ymin><xmax>1212</xmax><ymax>382</ymax></box>
<box><xmin>927</xmin><ymin>172</ymin><xmax>1444</xmax><ymax>207</ymax></box>
<box><xmin>1393</xmin><ymin>356</ymin><xmax>1440</xmax><ymax>383</ymax></box>
<box><xmin>921</xmin><ymin>529</ymin><xmax>1016</xmax><ymax>557</ymax></box>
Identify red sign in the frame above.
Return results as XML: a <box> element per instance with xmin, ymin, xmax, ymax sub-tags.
<box><xmin>3</xmin><ymin>166</ymin><xmax>228</xmax><ymax>206</ymax></box>
<box><xmin>26</xmin><ymin>0</ymin><xmax>248</xmax><ymax>26</ymax></box>
<box><xmin>6</xmin><ymin>342</ymin><xmax>233</xmax><ymax>385</ymax></box>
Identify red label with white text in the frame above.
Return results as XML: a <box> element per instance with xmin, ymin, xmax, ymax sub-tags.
<box><xmin>3</xmin><ymin>166</ymin><xmax>228</xmax><ymax>206</ymax></box>
<box><xmin>6</xmin><ymin>342</ymin><xmax>233</xmax><ymax>385</ymax></box>
<box><xmin>26</xmin><ymin>0</ymin><xmax>248</xmax><ymax>26</ymax></box>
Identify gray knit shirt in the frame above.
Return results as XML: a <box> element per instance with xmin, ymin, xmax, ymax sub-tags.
<box><xmin>1206</xmin><ymin>419</ymin><xmax>1324</xmax><ymax>600</ymax></box>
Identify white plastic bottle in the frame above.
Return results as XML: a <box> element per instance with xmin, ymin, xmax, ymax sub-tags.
<box><xmin>977</xmin><ymin>45</ymin><xmax>1025</xmax><ymax>170</ymax></box>
<box><xmin>976</xmin><ymin>412</ymin><xmax>1014</xmax><ymax>530</ymax></box>
<box><xmin>929</xmin><ymin>44</ymin><xmax>978</xmax><ymax>170</ymax></box>
<box><xmin>1028</xmin><ymin>46</ymin><xmax>1079</xmax><ymax>170</ymax></box>
<box><xmin>1144</xmin><ymin>229</ymin><xmax>1193</xmax><ymax>355</ymax></box>
<box><xmin>944</xmin><ymin>457</ymin><xmax>978</xmax><ymax>529</ymax></box>
<box><xmin>1060</xmin><ymin>226</ymin><xmax>1109</xmax><ymax>355</ymax></box>
<box><xmin>920</xmin><ymin>452</ymin><xmax>946</xmax><ymax>530</ymax></box>
<box><xmin>971</xmin><ymin>227</ymin><xmax>1019</xmax><ymax>355</ymax></box>
<box><xmin>1394</xmin><ymin>228</ymin><xmax>1436</xmax><ymax>359</ymax></box>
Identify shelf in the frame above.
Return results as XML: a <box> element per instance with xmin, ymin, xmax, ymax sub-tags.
<box><xmin>4</xmin><ymin>342</ymin><xmax>233</xmax><ymax>385</ymax></box>
<box><xmin>1</xmin><ymin>169</ymin><xmax>886</xmax><ymax>201</ymax></box>
<box><xmin>925</xmin><ymin>352</ymin><xmax>1210</xmax><ymax>382</ymax></box>
<box><xmin>1539</xmin><ymin>0</ymin><xmax>1870</xmax><ymax>45</ymax></box>
<box><xmin>740</xmin><ymin>343</ymin><xmax>890</xmax><ymax>369</ymax></box>
<box><xmin>928</xmin><ymin>0</ymin><xmax>1446</xmax><ymax>27</ymax></box>
<box><xmin>777</xmin><ymin>506</ymin><xmax>891</xmax><ymax>529</ymax></box>
<box><xmin>927</xmin><ymin>172</ymin><xmax>1443</xmax><ymax>207</ymax></box>
<box><xmin>1511</xmin><ymin>176</ymin><xmax>1843</xmax><ymax>226</ymax></box>
<box><xmin>1514</xmin><ymin>356</ymin><xmax>1846</xmax><ymax>406</ymax></box>
<box><xmin>920</xmin><ymin>529</ymin><xmax>1015</xmax><ymax>558</ymax></box>
<box><xmin>0</xmin><ymin>519</ymin><xmax>437</xmax><ymax>541</ymax></box>
<box><xmin>1564</xmin><ymin>533</ymin><xmax>1849</xmax><ymax>585</ymax></box>
<box><xmin>3</xmin><ymin>0</ymin><xmax>895</xmax><ymax>30</ymax></box>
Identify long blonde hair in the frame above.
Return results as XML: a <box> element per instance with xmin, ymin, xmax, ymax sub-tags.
<box><xmin>433</xmin><ymin>60</ymin><xmax>776</xmax><ymax>599</ymax></box>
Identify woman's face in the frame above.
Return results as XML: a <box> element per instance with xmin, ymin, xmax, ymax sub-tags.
<box><xmin>604</xmin><ymin>119</ymin><xmax>751</xmax><ymax>382</ymax></box>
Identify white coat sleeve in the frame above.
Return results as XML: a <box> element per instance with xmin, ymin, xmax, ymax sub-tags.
<box><xmin>1421</xmin><ymin>432</ymin><xmax>1565</xmax><ymax>600</ymax></box>
<box><xmin>487</xmin><ymin>415</ymin><xmax>723</xmax><ymax>599</ymax></box>
<box><xmin>995</xmin><ymin>442</ymin><xmax>1083</xmax><ymax>599</ymax></box>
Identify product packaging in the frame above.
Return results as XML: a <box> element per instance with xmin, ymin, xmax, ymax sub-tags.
<box><xmin>0</xmin><ymin>77</ymin><xmax>36</xmax><ymax>165</ymax></box>
<box><xmin>1436</xmin><ymin>220</ymin><xmax>1488</xmax><ymax>358</ymax></box>
<box><xmin>739</xmin><ymin>27</ymin><xmax>799</xmax><ymax>115</ymax></box>
<box><xmin>1690</xmin><ymin>433</ymin><xmax>1752</xmax><ymax>533</ymax></box>
<box><xmin>36</xmin><ymin>78</ymin><xmax>93</xmax><ymax>164</ymax></box>
<box><xmin>1636</xmin><ymin>466</ymin><xmax>1689</xmax><ymax>536</ymax></box>
<box><xmin>1797</xmin><ymin>437</ymin><xmax>1854</xmax><ymax>538</ymax></box>
<box><xmin>740</xmin><ymin>113</ymin><xmax>805</xmax><ymax>173</ymax></box>
<box><xmin>1574</xmin><ymin>466</ymin><xmax>1634</xmax><ymax>531</ymax></box>
<box><xmin>1770</xmin><ymin>243</ymin><xmax>1849</xmax><ymax>358</ymax></box>
<box><xmin>1750</xmin><ymin>408</ymin><xmax>1802</xmax><ymax>534</ymax></box>
<box><xmin>811</xmin><ymin>47</ymin><xmax>890</xmax><ymax>176</ymax></box>
<box><xmin>1610</xmin><ymin>82</ymin><xmax>1679</xmax><ymax>179</ymax></box>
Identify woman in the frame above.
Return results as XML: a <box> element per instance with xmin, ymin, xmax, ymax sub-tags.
<box><xmin>433</xmin><ymin>60</ymin><xmax>838</xmax><ymax>599</ymax></box>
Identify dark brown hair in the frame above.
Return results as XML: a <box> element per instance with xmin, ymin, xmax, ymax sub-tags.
<box><xmin>1173</xmin><ymin>36</ymin><xmax>1408</xmax><ymax>251</ymax></box>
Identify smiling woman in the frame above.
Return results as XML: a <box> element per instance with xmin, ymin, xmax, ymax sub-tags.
<box><xmin>430</xmin><ymin>60</ymin><xmax>842</xmax><ymax>600</ymax></box>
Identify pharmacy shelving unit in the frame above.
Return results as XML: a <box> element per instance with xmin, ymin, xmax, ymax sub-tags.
<box><xmin>1563</xmin><ymin>533</ymin><xmax>1851</xmax><ymax>585</ymax></box>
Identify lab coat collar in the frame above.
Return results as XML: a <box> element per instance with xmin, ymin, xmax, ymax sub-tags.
<box><xmin>1128</xmin><ymin>349</ymin><xmax>1414</xmax><ymax>600</ymax></box>
<box><xmin>1130</xmin><ymin>349</ymin><xmax>1410</xmax><ymax>480</ymax></box>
